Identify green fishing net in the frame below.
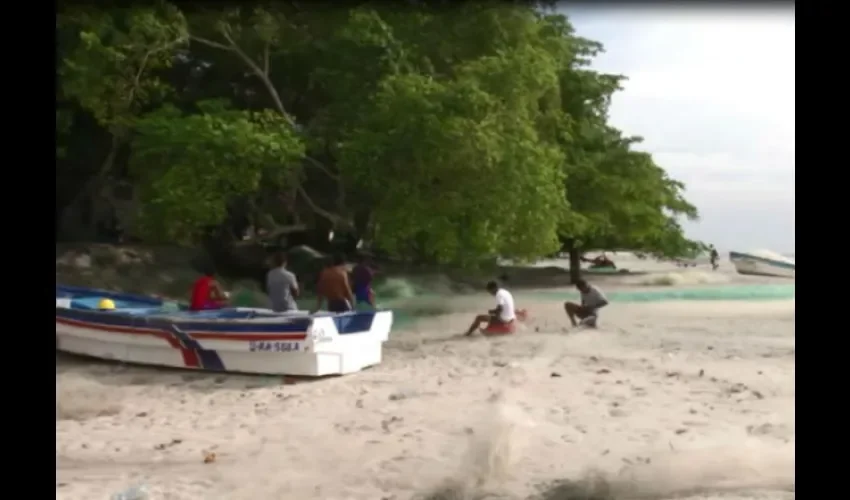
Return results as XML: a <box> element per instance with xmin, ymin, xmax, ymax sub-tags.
<box><xmin>385</xmin><ymin>284</ymin><xmax>795</xmax><ymax>329</ymax></box>
<box><xmin>530</xmin><ymin>284</ymin><xmax>796</xmax><ymax>303</ymax></box>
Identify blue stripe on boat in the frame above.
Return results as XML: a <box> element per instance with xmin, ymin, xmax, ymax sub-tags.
<box><xmin>147</xmin><ymin>318</ymin><xmax>226</xmax><ymax>371</ymax></box>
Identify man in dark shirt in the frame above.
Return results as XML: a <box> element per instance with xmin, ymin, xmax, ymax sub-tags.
<box><xmin>709</xmin><ymin>245</ymin><xmax>720</xmax><ymax>270</ymax></box>
<box><xmin>351</xmin><ymin>255</ymin><xmax>376</xmax><ymax>308</ymax></box>
<box><xmin>312</xmin><ymin>253</ymin><xmax>355</xmax><ymax>314</ymax></box>
<box><xmin>564</xmin><ymin>279</ymin><xmax>608</xmax><ymax>328</ymax></box>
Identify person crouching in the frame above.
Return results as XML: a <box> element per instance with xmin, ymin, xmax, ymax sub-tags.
<box><xmin>564</xmin><ymin>279</ymin><xmax>608</xmax><ymax>328</ymax></box>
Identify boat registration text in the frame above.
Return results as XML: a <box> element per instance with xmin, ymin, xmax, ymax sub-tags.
<box><xmin>249</xmin><ymin>341</ymin><xmax>301</xmax><ymax>352</ymax></box>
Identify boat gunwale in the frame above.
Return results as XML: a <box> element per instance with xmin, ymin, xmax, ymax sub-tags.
<box><xmin>55</xmin><ymin>285</ymin><xmax>389</xmax><ymax>334</ymax></box>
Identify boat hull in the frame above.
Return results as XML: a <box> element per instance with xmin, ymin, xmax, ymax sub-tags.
<box><xmin>56</xmin><ymin>285</ymin><xmax>393</xmax><ymax>376</ymax></box>
<box><xmin>729</xmin><ymin>252</ymin><xmax>795</xmax><ymax>279</ymax></box>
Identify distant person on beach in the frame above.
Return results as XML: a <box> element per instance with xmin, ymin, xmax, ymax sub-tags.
<box><xmin>564</xmin><ymin>279</ymin><xmax>608</xmax><ymax>328</ymax></box>
<box><xmin>352</xmin><ymin>255</ymin><xmax>377</xmax><ymax>308</ymax></box>
<box><xmin>582</xmin><ymin>253</ymin><xmax>616</xmax><ymax>269</ymax></box>
<box><xmin>189</xmin><ymin>263</ymin><xmax>229</xmax><ymax>311</ymax></box>
<box><xmin>266</xmin><ymin>251</ymin><xmax>300</xmax><ymax>312</ymax></box>
<box><xmin>709</xmin><ymin>245</ymin><xmax>719</xmax><ymax>270</ymax></box>
<box><xmin>312</xmin><ymin>253</ymin><xmax>355</xmax><ymax>314</ymax></box>
<box><xmin>465</xmin><ymin>281</ymin><xmax>517</xmax><ymax>336</ymax></box>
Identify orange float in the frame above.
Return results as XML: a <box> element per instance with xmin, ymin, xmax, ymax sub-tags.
<box><xmin>481</xmin><ymin>308</ymin><xmax>528</xmax><ymax>336</ymax></box>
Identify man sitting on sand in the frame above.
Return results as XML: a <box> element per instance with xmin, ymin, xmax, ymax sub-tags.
<box><xmin>564</xmin><ymin>279</ymin><xmax>608</xmax><ymax>328</ymax></box>
<box><xmin>312</xmin><ymin>253</ymin><xmax>355</xmax><ymax>314</ymax></box>
<box><xmin>465</xmin><ymin>281</ymin><xmax>516</xmax><ymax>336</ymax></box>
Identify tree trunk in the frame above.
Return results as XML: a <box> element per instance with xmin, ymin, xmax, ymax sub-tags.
<box><xmin>566</xmin><ymin>239</ymin><xmax>582</xmax><ymax>284</ymax></box>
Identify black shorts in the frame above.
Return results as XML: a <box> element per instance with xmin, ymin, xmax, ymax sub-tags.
<box><xmin>327</xmin><ymin>299</ymin><xmax>352</xmax><ymax>313</ymax></box>
<box><xmin>577</xmin><ymin>307</ymin><xmax>599</xmax><ymax>319</ymax></box>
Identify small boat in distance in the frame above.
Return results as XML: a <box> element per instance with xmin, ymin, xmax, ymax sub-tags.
<box><xmin>56</xmin><ymin>285</ymin><xmax>393</xmax><ymax>376</ymax></box>
<box><xmin>729</xmin><ymin>251</ymin><xmax>795</xmax><ymax>279</ymax></box>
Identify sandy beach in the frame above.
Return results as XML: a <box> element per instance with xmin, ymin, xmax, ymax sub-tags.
<box><xmin>56</xmin><ymin>259</ymin><xmax>795</xmax><ymax>500</ymax></box>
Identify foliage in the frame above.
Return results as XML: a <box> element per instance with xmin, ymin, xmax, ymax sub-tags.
<box><xmin>562</xmin><ymin>127</ymin><xmax>700</xmax><ymax>255</ymax></box>
<box><xmin>58</xmin><ymin>4</ymin><xmax>188</xmax><ymax>131</ymax></box>
<box><xmin>131</xmin><ymin>100</ymin><xmax>304</xmax><ymax>243</ymax></box>
<box><xmin>56</xmin><ymin>3</ymin><xmax>704</xmax><ymax>265</ymax></box>
<box><xmin>340</xmin><ymin>72</ymin><xmax>566</xmax><ymax>264</ymax></box>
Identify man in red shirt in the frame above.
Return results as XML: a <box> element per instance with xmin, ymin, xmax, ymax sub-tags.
<box><xmin>190</xmin><ymin>262</ymin><xmax>229</xmax><ymax>311</ymax></box>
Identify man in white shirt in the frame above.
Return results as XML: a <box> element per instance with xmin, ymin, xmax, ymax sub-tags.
<box><xmin>465</xmin><ymin>281</ymin><xmax>516</xmax><ymax>336</ymax></box>
<box><xmin>564</xmin><ymin>278</ymin><xmax>608</xmax><ymax>328</ymax></box>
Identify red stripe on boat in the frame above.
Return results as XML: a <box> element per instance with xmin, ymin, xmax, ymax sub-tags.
<box><xmin>55</xmin><ymin>317</ymin><xmax>308</xmax><ymax>341</ymax></box>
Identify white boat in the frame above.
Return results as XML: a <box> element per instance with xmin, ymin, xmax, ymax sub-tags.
<box><xmin>56</xmin><ymin>285</ymin><xmax>393</xmax><ymax>376</ymax></box>
<box><xmin>729</xmin><ymin>251</ymin><xmax>795</xmax><ymax>279</ymax></box>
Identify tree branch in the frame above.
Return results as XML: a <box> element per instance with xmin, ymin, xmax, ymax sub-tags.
<box><xmin>303</xmin><ymin>155</ymin><xmax>339</xmax><ymax>181</ymax></box>
<box><xmin>197</xmin><ymin>28</ymin><xmax>339</xmax><ymax>183</ymax></box>
<box><xmin>189</xmin><ymin>35</ymin><xmax>234</xmax><ymax>52</ymax></box>
<box><xmin>218</xmin><ymin>27</ymin><xmax>295</xmax><ymax>128</ymax></box>
<box><xmin>297</xmin><ymin>186</ymin><xmax>353</xmax><ymax>230</ymax></box>
<box><xmin>190</xmin><ymin>25</ymin><xmax>346</xmax><ymax>213</ymax></box>
<box><xmin>128</xmin><ymin>40</ymin><xmax>183</xmax><ymax>105</ymax></box>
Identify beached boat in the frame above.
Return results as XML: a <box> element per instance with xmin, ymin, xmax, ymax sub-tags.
<box><xmin>729</xmin><ymin>251</ymin><xmax>795</xmax><ymax>279</ymax></box>
<box><xmin>55</xmin><ymin>285</ymin><xmax>393</xmax><ymax>376</ymax></box>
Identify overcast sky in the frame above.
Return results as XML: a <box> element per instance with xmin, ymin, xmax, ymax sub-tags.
<box><xmin>565</xmin><ymin>7</ymin><xmax>795</xmax><ymax>253</ymax></box>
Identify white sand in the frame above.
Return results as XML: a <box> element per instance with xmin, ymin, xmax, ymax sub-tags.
<box><xmin>56</xmin><ymin>265</ymin><xmax>795</xmax><ymax>500</ymax></box>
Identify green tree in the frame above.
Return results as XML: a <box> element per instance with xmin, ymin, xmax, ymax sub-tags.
<box><xmin>337</xmin><ymin>5</ymin><xmax>571</xmax><ymax>264</ymax></box>
<box><xmin>561</xmin><ymin>127</ymin><xmax>702</xmax><ymax>279</ymax></box>
<box><xmin>54</xmin><ymin>4</ymin><xmax>704</xmax><ymax>275</ymax></box>
<box><xmin>533</xmin><ymin>13</ymin><xmax>703</xmax><ymax>280</ymax></box>
<box><xmin>130</xmin><ymin>99</ymin><xmax>305</xmax><ymax>243</ymax></box>
<box><xmin>183</xmin><ymin>6</ymin><xmax>351</xmax><ymax>231</ymax></box>
<box><xmin>57</xmin><ymin>4</ymin><xmax>188</xmax><ymax>237</ymax></box>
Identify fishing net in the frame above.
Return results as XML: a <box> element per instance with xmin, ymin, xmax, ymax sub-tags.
<box><xmin>528</xmin><ymin>284</ymin><xmax>796</xmax><ymax>303</ymax></box>
<box><xmin>385</xmin><ymin>284</ymin><xmax>795</xmax><ymax>329</ymax></box>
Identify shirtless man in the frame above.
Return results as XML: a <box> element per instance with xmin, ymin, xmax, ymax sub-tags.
<box><xmin>312</xmin><ymin>253</ymin><xmax>355</xmax><ymax>314</ymax></box>
<box><xmin>564</xmin><ymin>279</ymin><xmax>608</xmax><ymax>327</ymax></box>
<box><xmin>465</xmin><ymin>281</ymin><xmax>516</xmax><ymax>336</ymax></box>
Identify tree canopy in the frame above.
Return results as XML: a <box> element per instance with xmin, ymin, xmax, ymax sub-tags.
<box><xmin>56</xmin><ymin>2</ymin><xmax>704</xmax><ymax>274</ymax></box>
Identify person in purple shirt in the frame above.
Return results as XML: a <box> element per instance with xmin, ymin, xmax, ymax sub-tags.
<box><xmin>351</xmin><ymin>255</ymin><xmax>376</xmax><ymax>308</ymax></box>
